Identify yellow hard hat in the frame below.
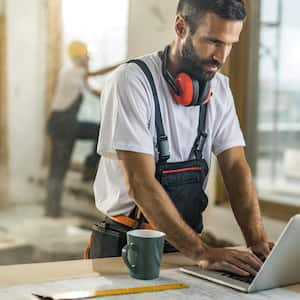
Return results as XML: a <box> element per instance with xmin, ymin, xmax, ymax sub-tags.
<box><xmin>68</xmin><ymin>41</ymin><xmax>88</xmax><ymax>59</ymax></box>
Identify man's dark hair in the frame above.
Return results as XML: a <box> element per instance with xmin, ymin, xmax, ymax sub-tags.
<box><xmin>177</xmin><ymin>0</ymin><xmax>246</xmax><ymax>34</ymax></box>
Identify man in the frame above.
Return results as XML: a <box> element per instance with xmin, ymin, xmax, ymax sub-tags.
<box><xmin>46</xmin><ymin>40</ymin><xmax>119</xmax><ymax>217</ymax></box>
<box><xmin>89</xmin><ymin>0</ymin><xmax>272</xmax><ymax>277</ymax></box>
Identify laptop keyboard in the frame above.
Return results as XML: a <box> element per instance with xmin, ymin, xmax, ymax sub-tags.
<box><xmin>220</xmin><ymin>272</ymin><xmax>255</xmax><ymax>283</ymax></box>
<box><xmin>219</xmin><ymin>253</ymin><xmax>266</xmax><ymax>283</ymax></box>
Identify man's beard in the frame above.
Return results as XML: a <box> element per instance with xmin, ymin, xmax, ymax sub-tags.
<box><xmin>179</xmin><ymin>36</ymin><xmax>222</xmax><ymax>82</ymax></box>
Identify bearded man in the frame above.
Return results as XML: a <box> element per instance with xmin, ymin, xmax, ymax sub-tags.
<box><xmin>87</xmin><ymin>0</ymin><xmax>272</xmax><ymax>278</ymax></box>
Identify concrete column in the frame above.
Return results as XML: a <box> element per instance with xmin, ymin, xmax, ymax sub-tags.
<box><xmin>6</xmin><ymin>0</ymin><xmax>47</xmax><ymax>199</ymax></box>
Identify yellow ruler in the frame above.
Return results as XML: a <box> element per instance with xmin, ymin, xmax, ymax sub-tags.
<box><xmin>32</xmin><ymin>282</ymin><xmax>189</xmax><ymax>300</ymax></box>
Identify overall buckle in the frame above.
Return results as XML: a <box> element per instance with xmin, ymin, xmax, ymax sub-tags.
<box><xmin>158</xmin><ymin>135</ymin><xmax>170</xmax><ymax>161</ymax></box>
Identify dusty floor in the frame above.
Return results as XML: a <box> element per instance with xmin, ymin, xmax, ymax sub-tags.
<box><xmin>0</xmin><ymin>171</ymin><xmax>101</xmax><ymax>265</ymax></box>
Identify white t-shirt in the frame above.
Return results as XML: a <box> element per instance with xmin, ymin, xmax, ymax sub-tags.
<box><xmin>94</xmin><ymin>52</ymin><xmax>245</xmax><ymax>216</ymax></box>
<box><xmin>52</xmin><ymin>64</ymin><xmax>86</xmax><ymax>111</ymax></box>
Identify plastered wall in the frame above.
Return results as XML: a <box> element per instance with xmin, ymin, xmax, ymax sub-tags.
<box><xmin>128</xmin><ymin>0</ymin><xmax>176</xmax><ymax>58</ymax></box>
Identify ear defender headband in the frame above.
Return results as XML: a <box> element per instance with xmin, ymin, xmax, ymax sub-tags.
<box><xmin>162</xmin><ymin>45</ymin><xmax>212</xmax><ymax>106</ymax></box>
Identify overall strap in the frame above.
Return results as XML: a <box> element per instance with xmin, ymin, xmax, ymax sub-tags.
<box><xmin>191</xmin><ymin>103</ymin><xmax>208</xmax><ymax>160</ymax></box>
<box><xmin>128</xmin><ymin>59</ymin><xmax>170</xmax><ymax>162</ymax></box>
<box><xmin>127</xmin><ymin>59</ymin><xmax>170</xmax><ymax>228</ymax></box>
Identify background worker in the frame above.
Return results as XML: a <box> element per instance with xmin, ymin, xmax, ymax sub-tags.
<box><xmin>46</xmin><ymin>40</ymin><xmax>119</xmax><ymax>218</ymax></box>
<box><xmin>89</xmin><ymin>0</ymin><xmax>273</xmax><ymax>277</ymax></box>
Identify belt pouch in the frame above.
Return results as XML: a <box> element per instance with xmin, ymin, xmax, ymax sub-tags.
<box><xmin>89</xmin><ymin>222</ymin><xmax>127</xmax><ymax>258</ymax></box>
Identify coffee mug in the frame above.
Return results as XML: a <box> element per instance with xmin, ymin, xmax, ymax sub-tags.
<box><xmin>122</xmin><ymin>229</ymin><xmax>165</xmax><ymax>280</ymax></box>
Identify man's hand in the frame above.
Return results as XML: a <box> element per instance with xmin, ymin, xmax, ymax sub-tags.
<box><xmin>249</xmin><ymin>241</ymin><xmax>274</xmax><ymax>261</ymax></box>
<box><xmin>197</xmin><ymin>247</ymin><xmax>263</xmax><ymax>276</ymax></box>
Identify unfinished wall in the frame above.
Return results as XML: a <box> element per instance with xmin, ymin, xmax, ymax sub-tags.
<box><xmin>127</xmin><ymin>0</ymin><xmax>175</xmax><ymax>58</ymax></box>
<box><xmin>6</xmin><ymin>0</ymin><xmax>47</xmax><ymax>192</ymax></box>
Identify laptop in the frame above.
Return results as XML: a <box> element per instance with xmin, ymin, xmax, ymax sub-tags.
<box><xmin>180</xmin><ymin>214</ymin><xmax>300</xmax><ymax>293</ymax></box>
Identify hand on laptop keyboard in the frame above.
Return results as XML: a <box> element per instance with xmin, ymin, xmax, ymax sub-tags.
<box><xmin>249</xmin><ymin>241</ymin><xmax>274</xmax><ymax>263</ymax></box>
<box><xmin>197</xmin><ymin>247</ymin><xmax>263</xmax><ymax>277</ymax></box>
<box><xmin>253</xmin><ymin>253</ymin><xmax>266</xmax><ymax>263</ymax></box>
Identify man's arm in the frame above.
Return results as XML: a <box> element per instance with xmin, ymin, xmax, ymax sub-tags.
<box><xmin>217</xmin><ymin>146</ymin><xmax>272</xmax><ymax>257</ymax></box>
<box><xmin>88</xmin><ymin>63</ymin><xmax>121</xmax><ymax>77</ymax></box>
<box><xmin>116</xmin><ymin>150</ymin><xmax>206</xmax><ymax>261</ymax></box>
<box><xmin>117</xmin><ymin>150</ymin><xmax>263</xmax><ymax>275</ymax></box>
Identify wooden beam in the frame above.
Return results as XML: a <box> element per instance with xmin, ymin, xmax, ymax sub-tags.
<box><xmin>45</xmin><ymin>0</ymin><xmax>62</xmax><ymax>115</ymax></box>
<box><xmin>43</xmin><ymin>0</ymin><xmax>62</xmax><ymax>165</ymax></box>
<box><xmin>0</xmin><ymin>10</ymin><xmax>9</xmax><ymax>208</ymax></box>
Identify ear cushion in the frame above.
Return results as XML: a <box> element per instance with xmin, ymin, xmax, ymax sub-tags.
<box><xmin>173</xmin><ymin>73</ymin><xmax>194</xmax><ymax>106</ymax></box>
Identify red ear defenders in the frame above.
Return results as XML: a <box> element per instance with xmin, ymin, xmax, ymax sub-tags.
<box><xmin>162</xmin><ymin>45</ymin><xmax>212</xmax><ymax>106</ymax></box>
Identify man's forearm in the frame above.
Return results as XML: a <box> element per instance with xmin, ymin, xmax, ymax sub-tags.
<box><xmin>225</xmin><ymin>162</ymin><xmax>267</xmax><ymax>246</ymax></box>
<box><xmin>88</xmin><ymin>63</ymin><xmax>120</xmax><ymax>77</ymax></box>
<box><xmin>128</xmin><ymin>176</ymin><xmax>208</xmax><ymax>261</ymax></box>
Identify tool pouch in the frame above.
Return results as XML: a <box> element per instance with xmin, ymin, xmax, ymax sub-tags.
<box><xmin>89</xmin><ymin>221</ymin><xmax>128</xmax><ymax>258</ymax></box>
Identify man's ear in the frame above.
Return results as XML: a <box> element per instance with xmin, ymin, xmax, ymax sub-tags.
<box><xmin>175</xmin><ymin>15</ymin><xmax>187</xmax><ymax>38</ymax></box>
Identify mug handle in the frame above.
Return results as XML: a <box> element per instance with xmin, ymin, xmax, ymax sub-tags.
<box><xmin>122</xmin><ymin>242</ymin><xmax>137</xmax><ymax>270</ymax></box>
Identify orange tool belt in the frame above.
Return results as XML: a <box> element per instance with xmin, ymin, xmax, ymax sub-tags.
<box><xmin>83</xmin><ymin>213</ymin><xmax>153</xmax><ymax>259</ymax></box>
<box><xmin>110</xmin><ymin>214</ymin><xmax>153</xmax><ymax>230</ymax></box>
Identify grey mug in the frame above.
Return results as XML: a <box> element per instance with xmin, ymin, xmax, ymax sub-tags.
<box><xmin>122</xmin><ymin>229</ymin><xmax>165</xmax><ymax>280</ymax></box>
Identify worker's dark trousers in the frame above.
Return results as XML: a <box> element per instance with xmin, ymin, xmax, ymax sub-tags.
<box><xmin>45</xmin><ymin>97</ymin><xmax>100</xmax><ymax>218</ymax></box>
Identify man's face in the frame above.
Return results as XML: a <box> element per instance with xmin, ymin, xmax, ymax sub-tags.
<box><xmin>176</xmin><ymin>13</ymin><xmax>243</xmax><ymax>81</ymax></box>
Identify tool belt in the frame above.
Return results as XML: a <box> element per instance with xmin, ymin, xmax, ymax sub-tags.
<box><xmin>109</xmin><ymin>215</ymin><xmax>153</xmax><ymax>230</ymax></box>
<box><xmin>84</xmin><ymin>214</ymin><xmax>178</xmax><ymax>259</ymax></box>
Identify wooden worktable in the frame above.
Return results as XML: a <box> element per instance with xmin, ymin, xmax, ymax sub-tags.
<box><xmin>0</xmin><ymin>253</ymin><xmax>300</xmax><ymax>299</ymax></box>
<box><xmin>0</xmin><ymin>253</ymin><xmax>193</xmax><ymax>288</ymax></box>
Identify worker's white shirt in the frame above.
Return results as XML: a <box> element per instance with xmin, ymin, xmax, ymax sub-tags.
<box><xmin>52</xmin><ymin>64</ymin><xmax>86</xmax><ymax>111</ymax></box>
<box><xmin>94</xmin><ymin>52</ymin><xmax>245</xmax><ymax>216</ymax></box>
